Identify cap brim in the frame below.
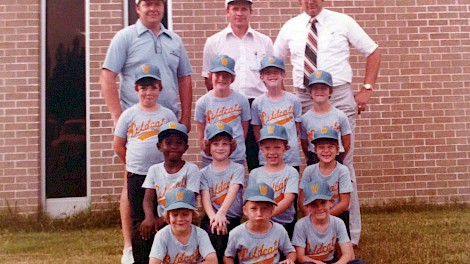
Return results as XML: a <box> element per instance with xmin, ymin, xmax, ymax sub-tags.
<box><xmin>136</xmin><ymin>74</ymin><xmax>161</xmax><ymax>82</ymax></box>
<box><xmin>158</xmin><ymin>130</ymin><xmax>188</xmax><ymax>142</ymax></box>
<box><xmin>244</xmin><ymin>196</ymin><xmax>278</xmax><ymax>206</ymax></box>
<box><xmin>311</xmin><ymin>137</ymin><xmax>338</xmax><ymax>144</ymax></box>
<box><xmin>304</xmin><ymin>195</ymin><xmax>332</xmax><ymax>206</ymax></box>
<box><xmin>164</xmin><ymin>202</ymin><xmax>197</xmax><ymax>212</ymax></box>
<box><xmin>207</xmin><ymin>131</ymin><xmax>232</xmax><ymax>140</ymax></box>
<box><xmin>258</xmin><ymin>136</ymin><xmax>288</xmax><ymax>143</ymax></box>
<box><xmin>260</xmin><ymin>65</ymin><xmax>285</xmax><ymax>72</ymax></box>
<box><xmin>307</xmin><ymin>80</ymin><xmax>332</xmax><ymax>87</ymax></box>
<box><xmin>210</xmin><ymin>67</ymin><xmax>235</xmax><ymax>75</ymax></box>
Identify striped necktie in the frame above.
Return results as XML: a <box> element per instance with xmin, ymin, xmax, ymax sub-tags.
<box><xmin>304</xmin><ymin>18</ymin><xmax>317</xmax><ymax>87</ymax></box>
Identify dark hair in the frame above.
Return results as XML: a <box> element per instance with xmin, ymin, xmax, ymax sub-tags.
<box><xmin>313</xmin><ymin>138</ymin><xmax>339</xmax><ymax>146</ymax></box>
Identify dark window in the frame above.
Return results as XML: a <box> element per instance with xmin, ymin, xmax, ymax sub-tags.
<box><xmin>45</xmin><ymin>0</ymin><xmax>86</xmax><ymax>198</ymax></box>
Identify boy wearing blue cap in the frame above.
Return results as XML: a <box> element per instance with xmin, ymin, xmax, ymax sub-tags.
<box><xmin>149</xmin><ymin>187</ymin><xmax>217</xmax><ymax>264</ymax></box>
<box><xmin>299</xmin><ymin>127</ymin><xmax>353</xmax><ymax>237</ymax></box>
<box><xmin>224</xmin><ymin>183</ymin><xmax>296</xmax><ymax>264</ymax></box>
<box><xmin>251</xmin><ymin>55</ymin><xmax>302</xmax><ymax>170</ymax></box>
<box><xmin>292</xmin><ymin>180</ymin><xmax>355</xmax><ymax>264</ymax></box>
<box><xmin>140</xmin><ymin>122</ymin><xmax>201</xmax><ymax>254</ymax></box>
<box><xmin>195</xmin><ymin>55</ymin><xmax>251</xmax><ymax>167</ymax></box>
<box><xmin>248</xmin><ymin>124</ymin><xmax>299</xmax><ymax>238</ymax></box>
<box><xmin>300</xmin><ymin>70</ymin><xmax>351</xmax><ymax>166</ymax></box>
<box><xmin>199</xmin><ymin>123</ymin><xmax>245</xmax><ymax>264</ymax></box>
<box><xmin>114</xmin><ymin>64</ymin><xmax>178</xmax><ymax>263</ymax></box>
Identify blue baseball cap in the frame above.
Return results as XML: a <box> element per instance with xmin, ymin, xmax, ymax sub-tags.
<box><xmin>311</xmin><ymin>127</ymin><xmax>339</xmax><ymax>144</ymax></box>
<box><xmin>303</xmin><ymin>180</ymin><xmax>332</xmax><ymax>205</ymax></box>
<box><xmin>158</xmin><ymin>122</ymin><xmax>188</xmax><ymax>142</ymax></box>
<box><xmin>258</xmin><ymin>124</ymin><xmax>288</xmax><ymax>143</ymax></box>
<box><xmin>205</xmin><ymin>123</ymin><xmax>234</xmax><ymax>140</ymax></box>
<box><xmin>260</xmin><ymin>55</ymin><xmax>285</xmax><ymax>72</ymax></box>
<box><xmin>134</xmin><ymin>64</ymin><xmax>161</xmax><ymax>83</ymax></box>
<box><xmin>164</xmin><ymin>187</ymin><xmax>197</xmax><ymax>212</ymax></box>
<box><xmin>243</xmin><ymin>183</ymin><xmax>277</xmax><ymax>205</ymax></box>
<box><xmin>209</xmin><ymin>55</ymin><xmax>236</xmax><ymax>75</ymax></box>
<box><xmin>307</xmin><ymin>70</ymin><xmax>333</xmax><ymax>87</ymax></box>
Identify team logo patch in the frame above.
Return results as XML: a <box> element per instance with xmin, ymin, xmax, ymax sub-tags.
<box><xmin>268</xmin><ymin>57</ymin><xmax>276</xmax><ymax>63</ymax></box>
<box><xmin>216</xmin><ymin>123</ymin><xmax>224</xmax><ymax>129</ymax></box>
<box><xmin>142</xmin><ymin>65</ymin><xmax>150</xmax><ymax>73</ymax></box>
<box><xmin>221</xmin><ymin>57</ymin><xmax>229</xmax><ymax>66</ymax></box>
<box><xmin>321</xmin><ymin>127</ymin><xmax>328</xmax><ymax>134</ymax></box>
<box><xmin>176</xmin><ymin>190</ymin><xmax>185</xmax><ymax>201</ymax></box>
<box><xmin>315</xmin><ymin>71</ymin><xmax>323</xmax><ymax>78</ymax></box>
<box><xmin>169</xmin><ymin>122</ymin><xmax>177</xmax><ymax>129</ymax></box>
<box><xmin>259</xmin><ymin>185</ymin><xmax>268</xmax><ymax>196</ymax></box>
<box><xmin>311</xmin><ymin>184</ymin><xmax>319</xmax><ymax>194</ymax></box>
<box><xmin>267</xmin><ymin>125</ymin><xmax>275</xmax><ymax>134</ymax></box>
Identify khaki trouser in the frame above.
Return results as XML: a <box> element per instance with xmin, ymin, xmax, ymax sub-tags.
<box><xmin>296</xmin><ymin>84</ymin><xmax>361</xmax><ymax>245</ymax></box>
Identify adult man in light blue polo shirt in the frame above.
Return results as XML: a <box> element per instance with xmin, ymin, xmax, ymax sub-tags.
<box><xmin>99</xmin><ymin>1</ymin><xmax>193</xmax><ymax>263</ymax></box>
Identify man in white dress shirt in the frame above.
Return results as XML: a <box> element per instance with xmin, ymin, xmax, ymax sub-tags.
<box><xmin>274</xmin><ymin>0</ymin><xmax>381</xmax><ymax>246</ymax></box>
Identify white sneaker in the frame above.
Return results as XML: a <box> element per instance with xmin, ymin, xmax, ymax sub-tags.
<box><xmin>121</xmin><ymin>247</ymin><xmax>134</xmax><ymax>264</ymax></box>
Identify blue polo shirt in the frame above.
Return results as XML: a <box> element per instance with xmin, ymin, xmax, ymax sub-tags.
<box><xmin>102</xmin><ymin>20</ymin><xmax>193</xmax><ymax>115</ymax></box>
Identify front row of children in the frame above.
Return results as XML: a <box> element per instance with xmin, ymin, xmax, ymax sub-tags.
<box><xmin>129</xmin><ymin>121</ymin><xmax>359</xmax><ymax>263</ymax></box>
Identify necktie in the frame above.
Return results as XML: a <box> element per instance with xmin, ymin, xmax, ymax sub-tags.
<box><xmin>304</xmin><ymin>18</ymin><xmax>317</xmax><ymax>87</ymax></box>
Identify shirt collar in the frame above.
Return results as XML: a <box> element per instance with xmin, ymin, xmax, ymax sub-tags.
<box><xmin>136</xmin><ymin>19</ymin><xmax>172</xmax><ymax>39</ymax></box>
<box><xmin>302</xmin><ymin>8</ymin><xmax>328</xmax><ymax>26</ymax></box>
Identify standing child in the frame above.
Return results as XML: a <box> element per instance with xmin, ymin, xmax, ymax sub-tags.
<box><xmin>248</xmin><ymin>124</ymin><xmax>299</xmax><ymax>238</ymax></box>
<box><xmin>149</xmin><ymin>187</ymin><xmax>217</xmax><ymax>264</ymax></box>
<box><xmin>292</xmin><ymin>179</ymin><xmax>355</xmax><ymax>264</ymax></box>
<box><xmin>195</xmin><ymin>55</ymin><xmax>251</xmax><ymax>167</ymax></box>
<box><xmin>224</xmin><ymin>183</ymin><xmax>296</xmax><ymax>264</ymax></box>
<box><xmin>140</xmin><ymin>122</ymin><xmax>201</xmax><ymax>256</ymax></box>
<box><xmin>113</xmin><ymin>64</ymin><xmax>178</xmax><ymax>264</ymax></box>
<box><xmin>251</xmin><ymin>55</ymin><xmax>302</xmax><ymax>170</ymax></box>
<box><xmin>300</xmin><ymin>70</ymin><xmax>351</xmax><ymax>165</ymax></box>
<box><xmin>200</xmin><ymin>123</ymin><xmax>245</xmax><ymax>264</ymax></box>
<box><xmin>299</xmin><ymin>127</ymin><xmax>353</xmax><ymax>237</ymax></box>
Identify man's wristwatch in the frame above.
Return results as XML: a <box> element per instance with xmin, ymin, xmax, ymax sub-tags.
<box><xmin>361</xmin><ymin>84</ymin><xmax>373</xmax><ymax>91</ymax></box>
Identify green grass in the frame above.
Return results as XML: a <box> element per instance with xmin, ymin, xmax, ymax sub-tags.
<box><xmin>0</xmin><ymin>203</ymin><xmax>468</xmax><ymax>263</ymax></box>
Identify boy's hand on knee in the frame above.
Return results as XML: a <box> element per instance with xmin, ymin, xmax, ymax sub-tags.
<box><xmin>140</xmin><ymin>217</ymin><xmax>155</xmax><ymax>240</ymax></box>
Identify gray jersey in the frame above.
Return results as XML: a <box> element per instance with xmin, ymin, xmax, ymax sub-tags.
<box><xmin>292</xmin><ymin>215</ymin><xmax>350</xmax><ymax>262</ymax></box>
<box><xmin>200</xmin><ymin>161</ymin><xmax>245</xmax><ymax>219</ymax></box>
<box><xmin>194</xmin><ymin>90</ymin><xmax>251</xmax><ymax>163</ymax></box>
<box><xmin>300</xmin><ymin>163</ymin><xmax>353</xmax><ymax>208</ymax></box>
<box><xmin>300</xmin><ymin>107</ymin><xmax>351</xmax><ymax>153</ymax></box>
<box><xmin>114</xmin><ymin>104</ymin><xmax>177</xmax><ymax>174</ymax></box>
<box><xmin>248</xmin><ymin>166</ymin><xmax>299</xmax><ymax>224</ymax></box>
<box><xmin>142</xmin><ymin>162</ymin><xmax>200</xmax><ymax>217</ymax></box>
<box><xmin>251</xmin><ymin>92</ymin><xmax>302</xmax><ymax>166</ymax></box>
<box><xmin>225</xmin><ymin>221</ymin><xmax>295</xmax><ymax>263</ymax></box>
<box><xmin>150</xmin><ymin>224</ymin><xmax>216</xmax><ymax>263</ymax></box>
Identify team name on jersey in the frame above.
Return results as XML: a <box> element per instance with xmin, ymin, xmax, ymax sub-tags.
<box><xmin>260</xmin><ymin>106</ymin><xmax>294</xmax><ymax>125</ymax></box>
<box><xmin>209</xmin><ymin>175</ymin><xmax>232</xmax><ymax>199</ymax></box>
<box><xmin>127</xmin><ymin>117</ymin><xmax>166</xmax><ymax>138</ymax></box>
<box><xmin>163</xmin><ymin>247</ymin><xmax>200</xmax><ymax>264</ymax></box>
<box><xmin>206</xmin><ymin>104</ymin><xmax>241</xmax><ymax>124</ymax></box>
<box><xmin>155</xmin><ymin>177</ymin><xmax>187</xmax><ymax>206</ymax></box>
<box><xmin>306</xmin><ymin>236</ymin><xmax>336</xmax><ymax>260</ymax></box>
<box><xmin>238</xmin><ymin>240</ymin><xmax>279</xmax><ymax>261</ymax></box>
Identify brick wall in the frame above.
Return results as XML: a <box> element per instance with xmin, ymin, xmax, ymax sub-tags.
<box><xmin>0</xmin><ymin>0</ymin><xmax>469</xmax><ymax>214</ymax></box>
<box><xmin>0</xmin><ymin>1</ymin><xmax>42</xmax><ymax>213</ymax></box>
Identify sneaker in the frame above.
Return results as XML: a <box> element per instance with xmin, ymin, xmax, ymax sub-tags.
<box><xmin>121</xmin><ymin>247</ymin><xmax>134</xmax><ymax>264</ymax></box>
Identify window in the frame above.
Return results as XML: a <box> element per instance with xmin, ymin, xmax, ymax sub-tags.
<box><xmin>45</xmin><ymin>0</ymin><xmax>86</xmax><ymax>198</ymax></box>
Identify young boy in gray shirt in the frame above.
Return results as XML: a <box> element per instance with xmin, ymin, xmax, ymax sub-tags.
<box><xmin>224</xmin><ymin>183</ymin><xmax>296</xmax><ymax>264</ymax></box>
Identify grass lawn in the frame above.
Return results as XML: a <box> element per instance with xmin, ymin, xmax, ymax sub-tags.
<box><xmin>0</xmin><ymin>204</ymin><xmax>468</xmax><ymax>263</ymax></box>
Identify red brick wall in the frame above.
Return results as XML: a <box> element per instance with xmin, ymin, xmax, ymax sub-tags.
<box><xmin>0</xmin><ymin>0</ymin><xmax>469</xmax><ymax>214</ymax></box>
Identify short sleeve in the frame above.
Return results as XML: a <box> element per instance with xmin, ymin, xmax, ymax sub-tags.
<box><xmin>285</xmin><ymin>168</ymin><xmax>299</xmax><ymax>194</ymax></box>
<box><xmin>200</xmin><ymin>168</ymin><xmax>210</xmax><ymax>191</ymax></box>
<box><xmin>142</xmin><ymin>165</ymin><xmax>157</xmax><ymax>189</ymax></box>
<box><xmin>224</xmin><ymin>229</ymin><xmax>239</xmax><ymax>258</ymax></box>
<box><xmin>291</xmin><ymin>219</ymin><xmax>307</xmax><ymax>248</ymax></box>
<box><xmin>278</xmin><ymin>225</ymin><xmax>296</xmax><ymax>255</ymax></box>
<box><xmin>186</xmin><ymin>163</ymin><xmax>201</xmax><ymax>194</ymax></box>
<box><xmin>114</xmin><ymin>110</ymin><xmax>130</xmax><ymax>138</ymax></box>
<box><xmin>197</xmin><ymin>227</ymin><xmax>216</xmax><ymax>258</ymax></box>
<box><xmin>250</xmin><ymin>98</ymin><xmax>262</xmax><ymax>125</ymax></box>
<box><xmin>335</xmin><ymin>218</ymin><xmax>351</xmax><ymax>245</ymax></box>
<box><xmin>149</xmin><ymin>227</ymin><xmax>169</xmax><ymax>260</ymax></box>
<box><xmin>194</xmin><ymin>96</ymin><xmax>207</xmax><ymax>123</ymax></box>
<box><xmin>231</xmin><ymin>164</ymin><xmax>246</xmax><ymax>186</ymax></box>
